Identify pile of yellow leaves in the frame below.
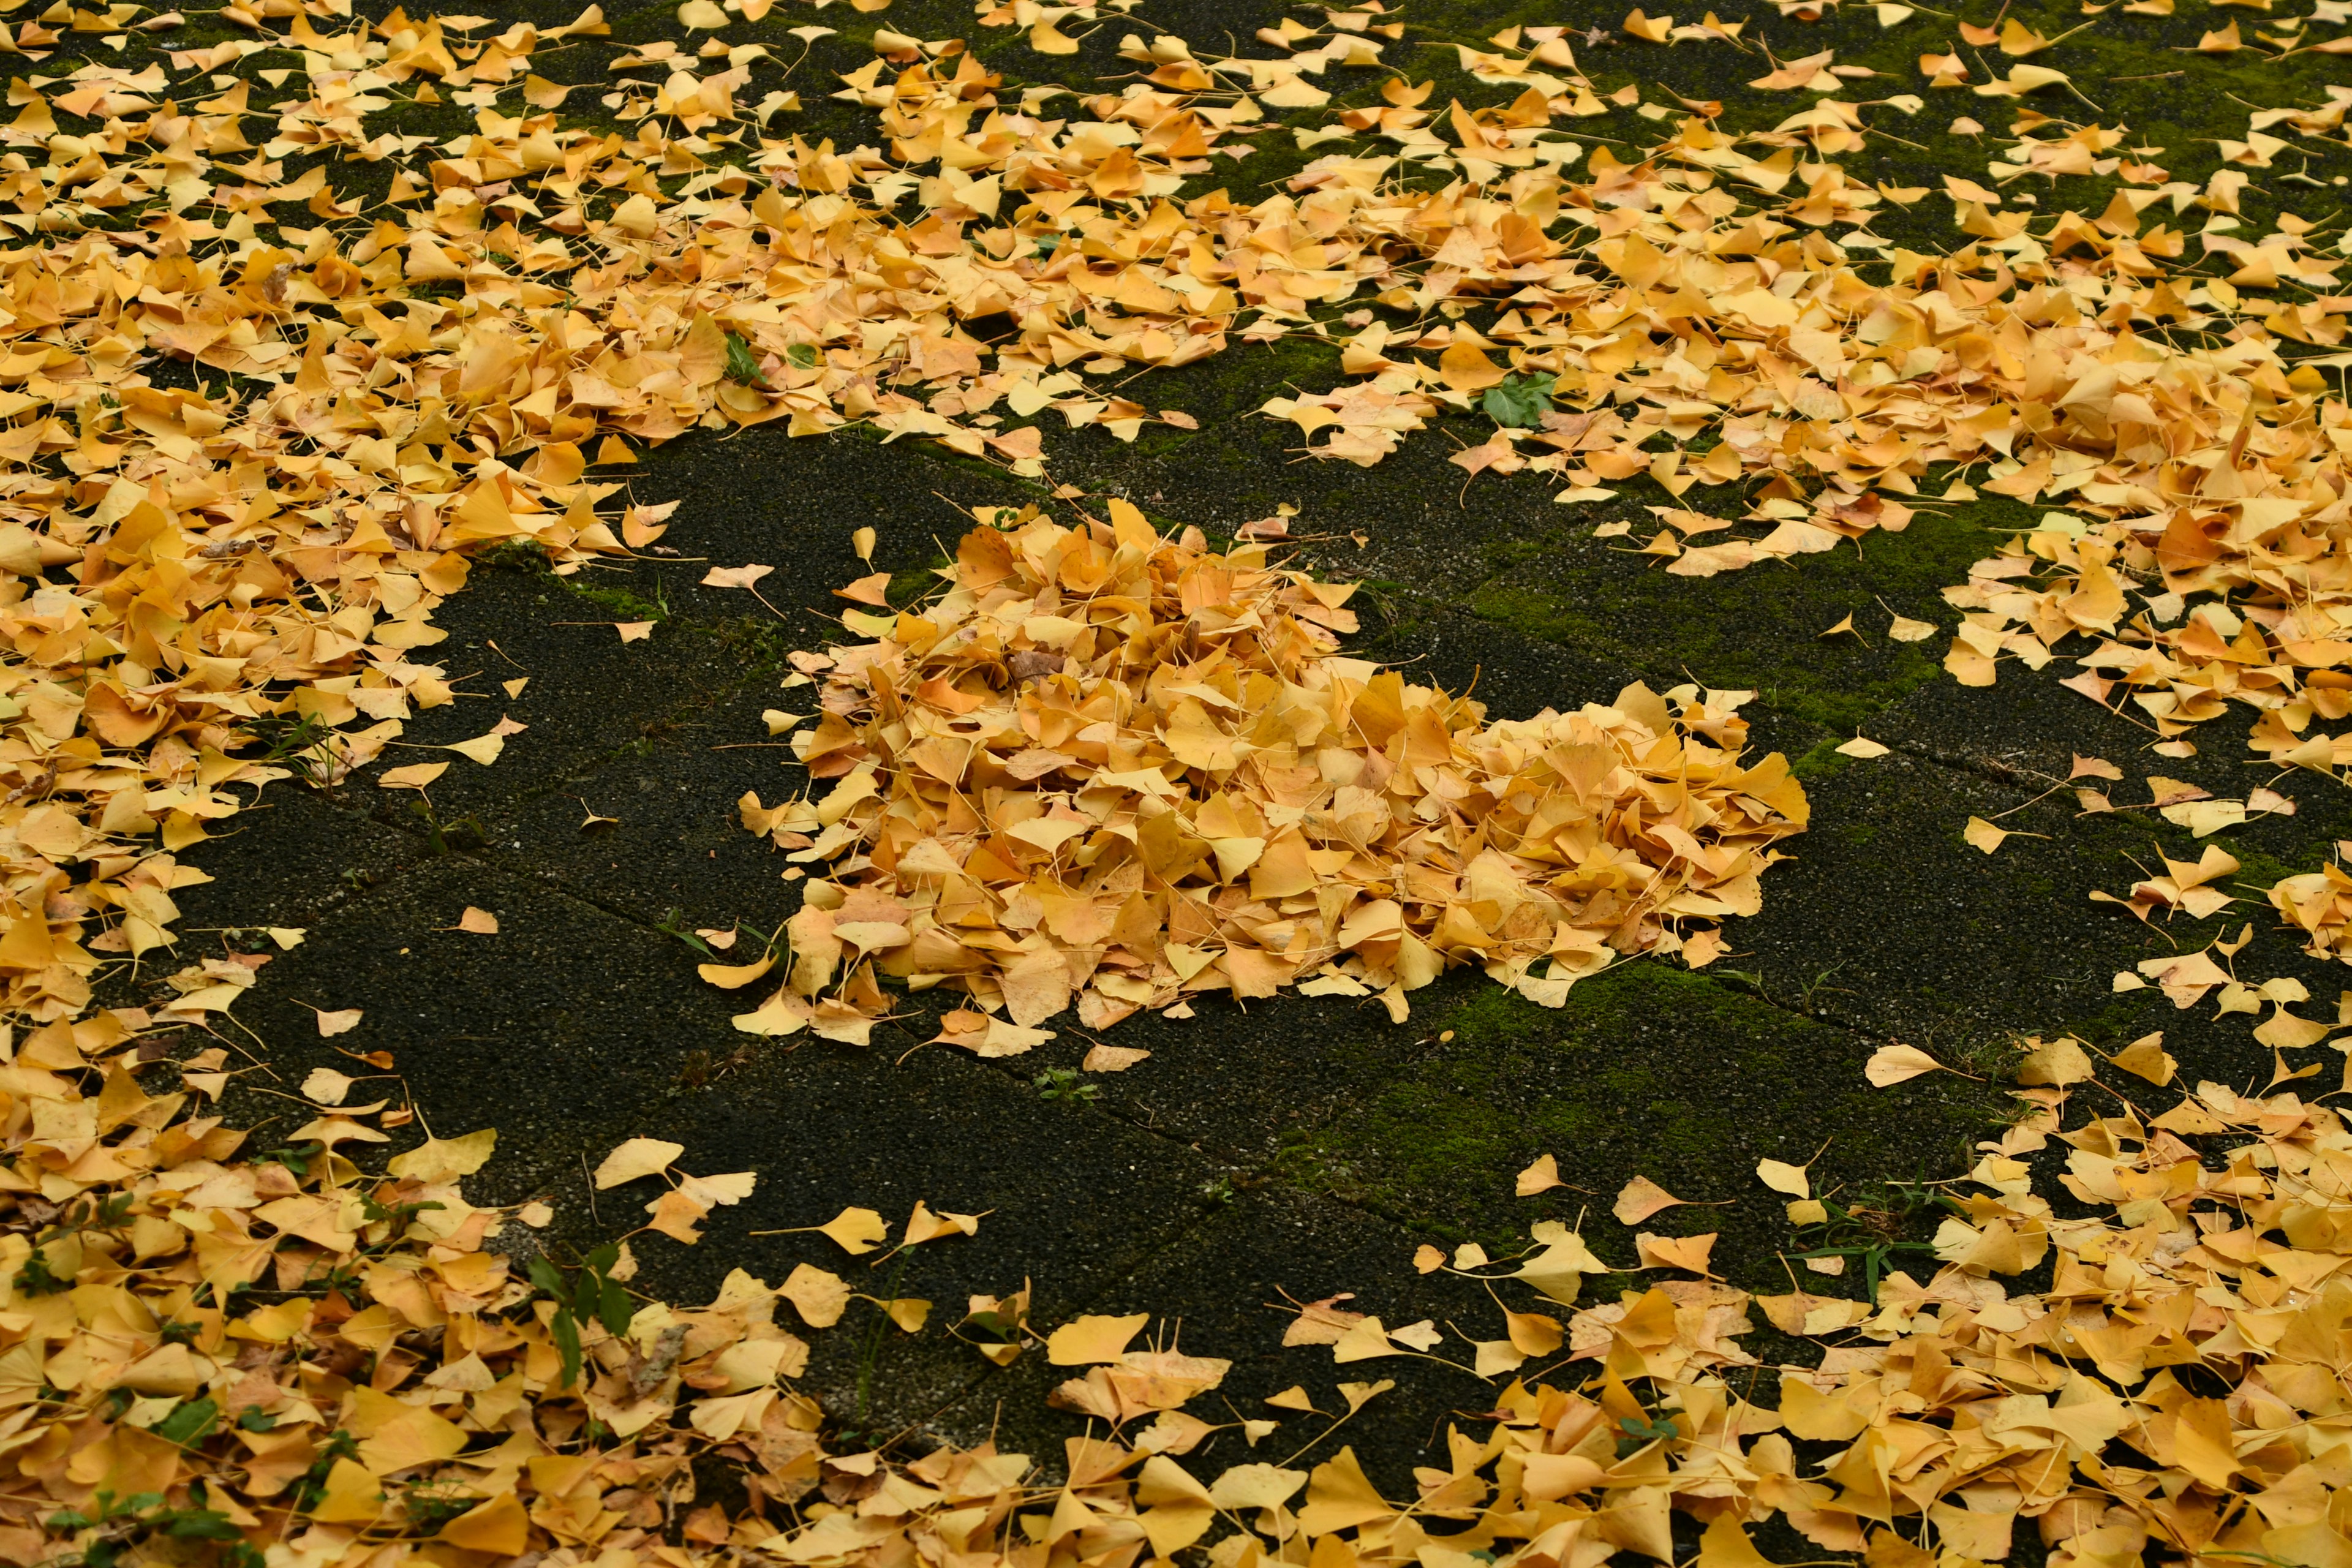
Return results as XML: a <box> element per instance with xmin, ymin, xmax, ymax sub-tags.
<box><xmin>15</xmin><ymin>997</ymin><xmax>2352</xmax><ymax>1568</ymax></box>
<box><xmin>728</xmin><ymin>1066</ymin><xmax>2352</xmax><ymax>1568</ymax></box>
<box><xmin>1939</xmin><ymin>350</ymin><xmax>2352</xmax><ymax>752</ymax></box>
<box><xmin>728</xmin><ymin>510</ymin><xmax>1807</xmax><ymax>1041</ymax></box>
<box><xmin>861</xmin><ymin>1067</ymin><xmax>2352</xmax><ymax>1568</ymax></box>
<box><xmin>0</xmin><ymin>1011</ymin><xmax>840</xmax><ymax>1568</ymax></box>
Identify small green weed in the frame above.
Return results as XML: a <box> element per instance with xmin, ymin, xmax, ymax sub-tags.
<box><xmin>12</xmin><ymin>1251</ymin><xmax>70</xmax><ymax>1295</ymax></box>
<box><xmin>527</xmin><ymin>1243</ymin><xmax>633</xmax><ymax>1390</ymax></box>
<box><xmin>1483</xmin><ymin>372</ymin><xmax>1556</xmax><ymax>428</ymax></box>
<box><xmin>45</xmin><ymin>1490</ymin><xmax>259</xmax><ymax>1568</ymax></box>
<box><xmin>233</xmin><ymin>712</ymin><xmax>337</xmax><ymax>786</ymax></box>
<box><xmin>1615</xmin><ymin>1412</ymin><xmax>1680</xmax><ymax>1458</ymax></box>
<box><xmin>254</xmin><ymin>1140</ymin><xmax>326</xmax><ymax>1180</ymax></box>
<box><xmin>1790</xmin><ymin>1179</ymin><xmax>1957</xmax><ymax>1303</ymax></box>
<box><xmin>1033</xmin><ymin>1067</ymin><xmax>1099</xmax><ymax>1103</ymax></box>
<box><xmin>725</xmin><ymin>332</ymin><xmax>767</xmax><ymax>385</ymax></box>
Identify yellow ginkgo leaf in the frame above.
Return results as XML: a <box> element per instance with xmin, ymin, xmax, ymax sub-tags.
<box><xmin>593</xmin><ymin>1137</ymin><xmax>684</xmax><ymax>1188</ymax></box>
<box><xmin>1047</xmin><ymin>1313</ymin><xmax>1150</xmax><ymax>1365</ymax></box>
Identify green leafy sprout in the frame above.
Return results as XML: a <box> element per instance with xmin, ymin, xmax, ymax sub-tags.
<box><xmin>1483</xmin><ymin>371</ymin><xmax>1557</xmax><ymax>429</ymax></box>
<box><xmin>724</xmin><ymin>331</ymin><xmax>768</xmax><ymax>386</ymax></box>
<box><xmin>1033</xmin><ymin>1067</ymin><xmax>1099</xmax><ymax>1103</ymax></box>
<box><xmin>527</xmin><ymin>1242</ymin><xmax>634</xmax><ymax>1390</ymax></box>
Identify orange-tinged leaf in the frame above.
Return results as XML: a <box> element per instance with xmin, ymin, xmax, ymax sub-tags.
<box><xmin>1438</xmin><ymin>342</ymin><xmax>1507</xmax><ymax>392</ymax></box>
<box><xmin>1613</xmin><ymin>1174</ymin><xmax>1684</xmax><ymax>1224</ymax></box>
<box><xmin>1635</xmin><ymin>1231</ymin><xmax>1717</xmax><ymax>1275</ymax></box>
<box><xmin>819</xmin><ymin>1206</ymin><xmax>889</xmax><ymax>1254</ymax></box>
<box><xmin>644</xmin><ymin>1186</ymin><xmax>712</xmax><ymax>1243</ymax></box>
<box><xmin>698</xmin><ymin>953</ymin><xmax>777</xmax><ymax>989</ymax></box>
<box><xmin>2109</xmin><ymin>1031</ymin><xmax>2177</xmax><ymax>1085</ymax></box>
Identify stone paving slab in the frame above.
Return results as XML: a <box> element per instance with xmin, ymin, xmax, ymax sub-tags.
<box><xmin>929</xmin><ymin>1183</ymin><xmax>1507</xmax><ymax>1490</ymax></box>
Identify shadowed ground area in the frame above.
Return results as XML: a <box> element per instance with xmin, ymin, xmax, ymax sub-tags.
<box><xmin>75</xmin><ymin>0</ymin><xmax>2352</xmax><ymax>1507</ymax></box>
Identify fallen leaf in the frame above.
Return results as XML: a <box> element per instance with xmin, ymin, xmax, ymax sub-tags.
<box><xmin>698</xmin><ymin>954</ymin><xmax>778</xmax><ymax>989</ymax></box>
<box><xmin>819</xmin><ymin>1207</ymin><xmax>889</xmax><ymax>1254</ymax></box>
<box><xmin>379</xmin><ymin>762</ymin><xmax>450</xmax><ymax>791</ymax></box>
<box><xmin>2109</xmin><ymin>1031</ymin><xmax>2177</xmax><ymax>1085</ymax></box>
<box><xmin>303</xmin><ymin>1068</ymin><xmax>355</xmax><ymax>1106</ymax></box>
<box><xmin>1864</xmin><ymin>1044</ymin><xmax>1943</xmax><ymax>1087</ymax></box>
<box><xmin>445</xmin><ymin>731</ymin><xmax>506</xmax><ymax>766</ymax></box>
<box><xmin>1613</xmin><ymin>1175</ymin><xmax>1685</xmax><ymax>1224</ymax></box>
<box><xmin>594</xmin><ymin>1137</ymin><xmax>685</xmax><ymax>1188</ymax></box>
<box><xmin>1964</xmin><ymin>816</ymin><xmax>2011</xmax><ymax>853</ymax></box>
<box><xmin>644</xmin><ymin>1187</ymin><xmax>712</xmax><ymax>1244</ymax></box>
<box><xmin>2019</xmin><ymin>1036</ymin><xmax>2095</xmax><ymax>1086</ymax></box>
<box><xmin>386</xmin><ymin>1129</ymin><xmax>497</xmax><ymax>1182</ymax></box>
<box><xmin>780</xmin><ymin>1262</ymin><xmax>851</xmax><ymax>1327</ymax></box>
<box><xmin>1635</xmin><ymin>1231</ymin><xmax>1719</xmax><ymax>1274</ymax></box>
<box><xmin>894</xmin><ymin>1199</ymin><xmax>984</xmax><ymax>1250</ymax></box>
<box><xmin>1048</xmin><ymin>1313</ymin><xmax>1150</xmax><ymax>1365</ymax></box>
<box><xmin>1517</xmin><ymin>1153</ymin><xmax>1566</xmax><ymax>1196</ymax></box>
